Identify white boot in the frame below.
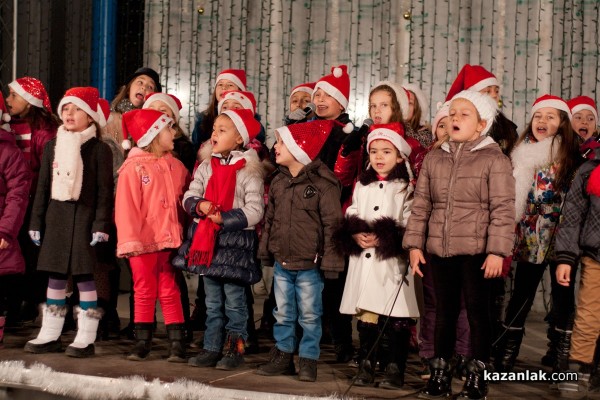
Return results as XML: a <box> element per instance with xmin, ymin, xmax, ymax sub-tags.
<box><xmin>65</xmin><ymin>306</ymin><xmax>102</xmax><ymax>358</ymax></box>
<box><xmin>24</xmin><ymin>304</ymin><xmax>67</xmax><ymax>353</ymax></box>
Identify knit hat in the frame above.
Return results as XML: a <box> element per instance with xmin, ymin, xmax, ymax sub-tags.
<box><xmin>97</xmin><ymin>98</ymin><xmax>111</xmax><ymax>128</ymax></box>
<box><xmin>372</xmin><ymin>81</ymin><xmax>410</xmax><ymax>117</ymax></box>
<box><xmin>450</xmin><ymin>90</ymin><xmax>498</xmax><ymax>136</ymax></box>
<box><xmin>313</xmin><ymin>65</ymin><xmax>351</xmax><ymax>110</ymax></box>
<box><xmin>431</xmin><ymin>101</ymin><xmax>451</xmax><ymax>139</ymax></box>
<box><xmin>567</xmin><ymin>96</ymin><xmax>598</xmax><ymax>122</ymax></box>
<box><xmin>274</xmin><ymin>120</ymin><xmax>336</xmax><ymax>165</ymax></box>
<box><xmin>217</xmin><ymin>90</ymin><xmax>257</xmax><ymax>114</ymax></box>
<box><xmin>403</xmin><ymin>83</ymin><xmax>430</xmax><ymax>123</ymax></box>
<box><xmin>531</xmin><ymin>94</ymin><xmax>572</xmax><ymax>119</ymax></box>
<box><xmin>289</xmin><ymin>82</ymin><xmax>316</xmax><ymax>101</ymax></box>
<box><xmin>215</xmin><ymin>69</ymin><xmax>247</xmax><ymax>91</ymax></box>
<box><xmin>122</xmin><ymin>109</ymin><xmax>173</xmax><ymax>148</ymax></box>
<box><xmin>143</xmin><ymin>92</ymin><xmax>183</xmax><ymax>121</ymax></box>
<box><xmin>8</xmin><ymin>77</ymin><xmax>52</xmax><ymax>113</ymax></box>
<box><xmin>221</xmin><ymin>109</ymin><xmax>260</xmax><ymax>146</ymax></box>
<box><xmin>445</xmin><ymin>64</ymin><xmax>499</xmax><ymax>101</ymax></box>
<box><xmin>126</xmin><ymin>67</ymin><xmax>162</xmax><ymax>92</ymax></box>
<box><xmin>0</xmin><ymin>93</ymin><xmax>10</xmax><ymax>123</ymax></box>
<box><xmin>367</xmin><ymin>123</ymin><xmax>412</xmax><ymax>158</ymax></box>
<box><xmin>57</xmin><ymin>87</ymin><xmax>100</xmax><ymax>123</ymax></box>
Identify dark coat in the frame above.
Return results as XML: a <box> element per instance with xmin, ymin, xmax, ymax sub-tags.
<box><xmin>29</xmin><ymin>136</ymin><xmax>114</xmax><ymax>275</ymax></box>
<box><xmin>0</xmin><ymin>129</ymin><xmax>32</xmax><ymax>275</ymax></box>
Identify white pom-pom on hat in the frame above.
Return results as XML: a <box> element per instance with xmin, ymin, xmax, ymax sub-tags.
<box><xmin>343</xmin><ymin>122</ymin><xmax>354</xmax><ymax>133</ymax></box>
<box><xmin>122</xmin><ymin>139</ymin><xmax>131</xmax><ymax>150</ymax></box>
<box><xmin>333</xmin><ymin>67</ymin><xmax>343</xmax><ymax>78</ymax></box>
<box><xmin>1</xmin><ymin>113</ymin><xmax>10</xmax><ymax>123</ymax></box>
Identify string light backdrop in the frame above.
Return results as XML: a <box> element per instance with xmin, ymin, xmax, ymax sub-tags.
<box><xmin>143</xmin><ymin>0</ymin><xmax>600</xmax><ymax>147</ymax></box>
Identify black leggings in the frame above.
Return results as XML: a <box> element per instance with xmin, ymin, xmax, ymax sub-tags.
<box><xmin>503</xmin><ymin>261</ymin><xmax>576</xmax><ymax>331</ymax></box>
<box><xmin>431</xmin><ymin>254</ymin><xmax>491</xmax><ymax>362</ymax></box>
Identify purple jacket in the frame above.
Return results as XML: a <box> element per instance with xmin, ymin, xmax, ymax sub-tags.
<box><xmin>0</xmin><ymin>128</ymin><xmax>32</xmax><ymax>275</ymax></box>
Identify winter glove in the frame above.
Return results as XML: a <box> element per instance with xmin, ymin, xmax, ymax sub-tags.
<box><xmin>29</xmin><ymin>231</ymin><xmax>41</xmax><ymax>246</ymax></box>
<box><xmin>287</xmin><ymin>107</ymin><xmax>309</xmax><ymax>122</ymax></box>
<box><xmin>90</xmin><ymin>232</ymin><xmax>109</xmax><ymax>246</ymax></box>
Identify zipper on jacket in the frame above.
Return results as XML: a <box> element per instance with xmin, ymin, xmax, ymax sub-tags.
<box><xmin>442</xmin><ymin>142</ymin><xmax>464</xmax><ymax>257</ymax></box>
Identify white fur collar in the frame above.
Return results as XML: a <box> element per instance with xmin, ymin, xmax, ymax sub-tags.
<box><xmin>511</xmin><ymin>136</ymin><xmax>561</xmax><ymax>221</ymax></box>
<box><xmin>51</xmin><ymin>125</ymin><xmax>96</xmax><ymax>201</ymax></box>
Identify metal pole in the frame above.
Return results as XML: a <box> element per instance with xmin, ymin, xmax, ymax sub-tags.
<box><xmin>91</xmin><ymin>0</ymin><xmax>117</xmax><ymax>99</ymax></box>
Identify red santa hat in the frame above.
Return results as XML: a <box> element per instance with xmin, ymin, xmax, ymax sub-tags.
<box><xmin>122</xmin><ymin>109</ymin><xmax>173</xmax><ymax>148</ymax></box>
<box><xmin>313</xmin><ymin>65</ymin><xmax>351</xmax><ymax>110</ymax></box>
<box><xmin>215</xmin><ymin>69</ymin><xmax>247</xmax><ymax>91</ymax></box>
<box><xmin>530</xmin><ymin>94</ymin><xmax>572</xmax><ymax>119</ymax></box>
<box><xmin>289</xmin><ymin>82</ymin><xmax>316</xmax><ymax>101</ymax></box>
<box><xmin>274</xmin><ymin>120</ymin><xmax>336</xmax><ymax>165</ymax></box>
<box><xmin>217</xmin><ymin>90</ymin><xmax>257</xmax><ymax>114</ymax></box>
<box><xmin>450</xmin><ymin>90</ymin><xmax>498</xmax><ymax>136</ymax></box>
<box><xmin>567</xmin><ymin>96</ymin><xmax>598</xmax><ymax>122</ymax></box>
<box><xmin>372</xmin><ymin>81</ymin><xmax>410</xmax><ymax>117</ymax></box>
<box><xmin>431</xmin><ymin>101</ymin><xmax>451</xmax><ymax>139</ymax></box>
<box><xmin>143</xmin><ymin>92</ymin><xmax>183</xmax><ymax>121</ymax></box>
<box><xmin>445</xmin><ymin>64</ymin><xmax>499</xmax><ymax>101</ymax></box>
<box><xmin>221</xmin><ymin>109</ymin><xmax>260</xmax><ymax>146</ymax></box>
<box><xmin>0</xmin><ymin>93</ymin><xmax>10</xmax><ymax>123</ymax></box>
<box><xmin>97</xmin><ymin>98</ymin><xmax>111</xmax><ymax>128</ymax></box>
<box><xmin>57</xmin><ymin>87</ymin><xmax>100</xmax><ymax>123</ymax></box>
<box><xmin>8</xmin><ymin>77</ymin><xmax>52</xmax><ymax>113</ymax></box>
<box><xmin>367</xmin><ymin>122</ymin><xmax>412</xmax><ymax>158</ymax></box>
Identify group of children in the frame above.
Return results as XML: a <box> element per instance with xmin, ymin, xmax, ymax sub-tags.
<box><xmin>0</xmin><ymin>62</ymin><xmax>599</xmax><ymax>400</ymax></box>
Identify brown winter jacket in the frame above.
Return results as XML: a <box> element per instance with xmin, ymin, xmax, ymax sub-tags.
<box><xmin>259</xmin><ymin>159</ymin><xmax>345</xmax><ymax>277</ymax></box>
<box><xmin>402</xmin><ymin>136</ymin><xmax>515</xmax><ymax>258</ymax></box>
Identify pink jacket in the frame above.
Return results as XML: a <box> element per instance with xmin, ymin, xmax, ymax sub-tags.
<box><xmin>115</xmin><ymin>148</ymin><xmax>190</xmax><ymax>257</ymax></box>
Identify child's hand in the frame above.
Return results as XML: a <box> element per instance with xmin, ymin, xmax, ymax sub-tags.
<box><xmin>0</xmin><ymin>238</ymin><xmax>9</xmax><ymax>249</ymax></box>
<box><xmin>352</xmin><ymin>233</ymin><xmax>377</xmax><ymax>249</ymax></box>
<box><xmin>207</xmin><ymin>211</ymin><xmax>223</xmax><ymax>225</ymax></box>
<box><xmin>409</xmin><ymin>249</ymin><xmax>425</xmax><ymax>277</ymax></box>
<box><xmin>482</xmin><ymin>254</ymin><xmax>503</xmax><ymax>278</ymax></box>
<box><xmin>28</xmin><ymin>230</ymin><xmax>41</xmax><ymax>246</ymax></box>
<box><xmin>197</xmin><ymin>201</ymin><xmax>214</xmax><ymax>215</ymax></box>
<box><xmin>556</xmin><ymin>264</ymin><xmax>572</xmax><ymax>287</ymax></box>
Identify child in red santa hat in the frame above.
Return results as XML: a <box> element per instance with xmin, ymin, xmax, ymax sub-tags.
<box><xmin>25</xmin><ymin>87</ymin><xmax>114</xmax><ymax>358</ymax></box>
<box><xmin>568</xmin><ymin>95</ymin><xmax>599</xmax><ymax>159</ymax></box>
<box><xmin>285</xmin><ymin>81</ymin><xmax>317</xmax><ymax>124</ymax></box>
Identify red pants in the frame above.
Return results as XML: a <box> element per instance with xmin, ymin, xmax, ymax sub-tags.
<box><xmin>129</xmin><ymin>251</ymin><xmax>184</xmax><ymax>325</ymax></box>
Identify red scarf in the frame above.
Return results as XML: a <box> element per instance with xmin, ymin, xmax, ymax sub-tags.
<box><xmin>188</xmin><ymin>157</ymin><xmax>246</xmax><ymax>266</ymax></box>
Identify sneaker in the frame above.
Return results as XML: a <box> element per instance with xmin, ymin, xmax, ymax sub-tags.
<box><xmin>298</xmin><ymin>357</ymin><xmax>317</xmax><ymax>382</ymax></box>
<box><xmin>188</xmin><ymin>349</ymin><xmax>221</xmax><ymax>367</ymax></box>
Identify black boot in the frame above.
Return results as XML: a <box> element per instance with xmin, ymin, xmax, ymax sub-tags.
<box><xmin>215</xmin><ymin>332</ymin><xmax>245</xmax><ymax>370</ymax></box>
<box><xmin>458</xmin><ymin>359</ymin><xmax>488</xmax><ymax>400</ymax></box>
<box><xmin>127</xmin><ymin>323</ymin><xmax>153</xmax><ymax>361</ymax></box>
<box><xmin>354</xmin><ymin>321</ymin><xmax>378</xmax><ymax>386</ymax></box>
<box><xmin>541</xmin><ymin>325</ymin><xmax>560</xmax><ymax>368</ymax></box>
<box><xmin>166</xmin><ymin>323</ymin><xmax>186</xmax><ymax>363</ymax></box>
<box><xmin>380</xmin><ymin>323</ymin><xmax>411</xmax><ymax>390</ymax></box>
<box><xmin>256</xmin><ymin>346</ymin><xmax>295</xmax><ymax>376</ymax></box>
<box><xmin>492</xmin><ymin>325</ymin><xmax>523</xmax><ymax>373</ymax></box>
<box><xmin>553</xmin><ymin>328</ymin><xmax>573</xmax><ymax>372</ymax></box>
<box><xmin>419</xmin><ymin>357</ymin><xmax>453</xmax><ymax>398</ymax></box>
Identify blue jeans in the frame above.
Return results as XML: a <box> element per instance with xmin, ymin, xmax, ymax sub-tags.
<box><xmin>203</xmin><ymin>276</ymin><xmax>248</xmax><ymax>352</ymax></box>
<box><xmin>273</xmin><ymin>262</ymin><xmax>324</xmax><ymax>360</ymax></box>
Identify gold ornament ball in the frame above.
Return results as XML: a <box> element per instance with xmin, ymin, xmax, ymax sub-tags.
<box><xmin>197</xmin><ymin>7</ymin><xmax>204</xmax><ymax>14</ymax></box>
<box><xmin>498</xmin><ymin>98</ymin><xmax>503</xmax><ymax>108</ymax></box>
<box><xmin>403</xmin><ymin>11</ymin><xmax>411</xmax><ymax>20</ymax></box>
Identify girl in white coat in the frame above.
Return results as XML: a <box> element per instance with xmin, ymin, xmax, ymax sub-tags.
<box><xmin>335</xmin><ymin>122</ymin><xmax>419</xmax><ymax>390</ymax></box>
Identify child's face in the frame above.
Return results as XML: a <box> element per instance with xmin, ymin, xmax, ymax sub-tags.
<box><xmin>220</xmin><ymin>99</ymin><xmax>244</xmax><ymax>113</ymax></box>
<box><xmin>215</xmin><ymin>79</ymin><xmax>240</xmax><ymax>101</ymax></box>
<box><xmin>211</xmin><ymin>115</ymin><xmax>244</xmax><ymax>155</ymax></box>
<box><xmin>128</xmin><ymin>75</ymin><xmax>157</xmax><ymax>108</ymax></box>
<box><xmin>313</xmin><ymin>88</ymin><xmax>343</xmax><ymax>120</ymax></box>
<box><xmin>571</xmin><ymin>110</ymin><xmax>597</xmax><ymax>141</ymax></box>
<box><xmin>290</xmin><ymin>91</ymin><xmax>311</xmax><ymax>112</ymax></box>
<box><xmin>147</xmin><ymin>100</ymin><xmax>175</xmax><ymax>120</ymax></box>
<box><xmin>479</xmin><ymin>85</ymin><xmax>500</xmax><ymax>102</ymax></box>
<box><xmin>369</xmin><ymin>90</ymin><xmax>394</xmax><ymax>124</ymax></box>
<box><xmin>405</xmin><ymin>92</ymin><xmax>416</xmax><ymax>121</ymax></box>
<box><xmin>6</xmin><ymin>88</ymin><xmax>29</xmax><ymax>117</ymax></box>
<box><xmin>448</xmin><ymin>99</ymin><xmax>486</xmax><ymax>142</ymax></box>
<box><xmin>369</xmin><ymin>139</ymin><xmax>402</xmax><ymax>177</ymax></box>
<box><xmin>531</xmin><ymin>107</ymin><xmax>561</xmax><ymax>142</ymax></box>
<box><xmin>435</xmin><ymin>116</ymin><xmax>449</xmax><ymax>141</ymax></box>
<box><xmin>154</xmin><ymin>124</ymin><xmax>175</xmax><ymax>154</ymax></box>
<box><xmin>273</xmin><ymin>133</ymin><xmax>294</xmax><ymax>166</ymax></box>
<box><xmin>61</xmin><ymin>103</ymin><xmax>93</xmax><ymax>132</ymax></box>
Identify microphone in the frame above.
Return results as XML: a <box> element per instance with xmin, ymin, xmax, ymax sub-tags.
<box><xmin>286</xmin><ymin>103</ymin><xmax>316</xmax><ymax>124</ymax></box>
<box><xmin>341</xmin><ymin>118</ymin><xmax>373</xmax><ymax>156</ymax></box>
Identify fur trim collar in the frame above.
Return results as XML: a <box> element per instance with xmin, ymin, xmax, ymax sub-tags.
<box><xmin>359</xmin><ymin>163</ymin><xmax>410</xmax><ymax>186</ymax></box>
<box><xmin>511</xmin><ymin>136</ymin><xmax>561</xmax><ymax>221</ymax></box>
<box><xmin>51</xmin><ymin>125</ymin><xmax>96</xmax><ymax>201</ymax></box>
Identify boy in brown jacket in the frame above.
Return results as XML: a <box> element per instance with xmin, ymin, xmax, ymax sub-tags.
<box><xmin>256</xmin><ymin>120</ymin><xmax>345</xmax><ymax>382</ymax></box>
